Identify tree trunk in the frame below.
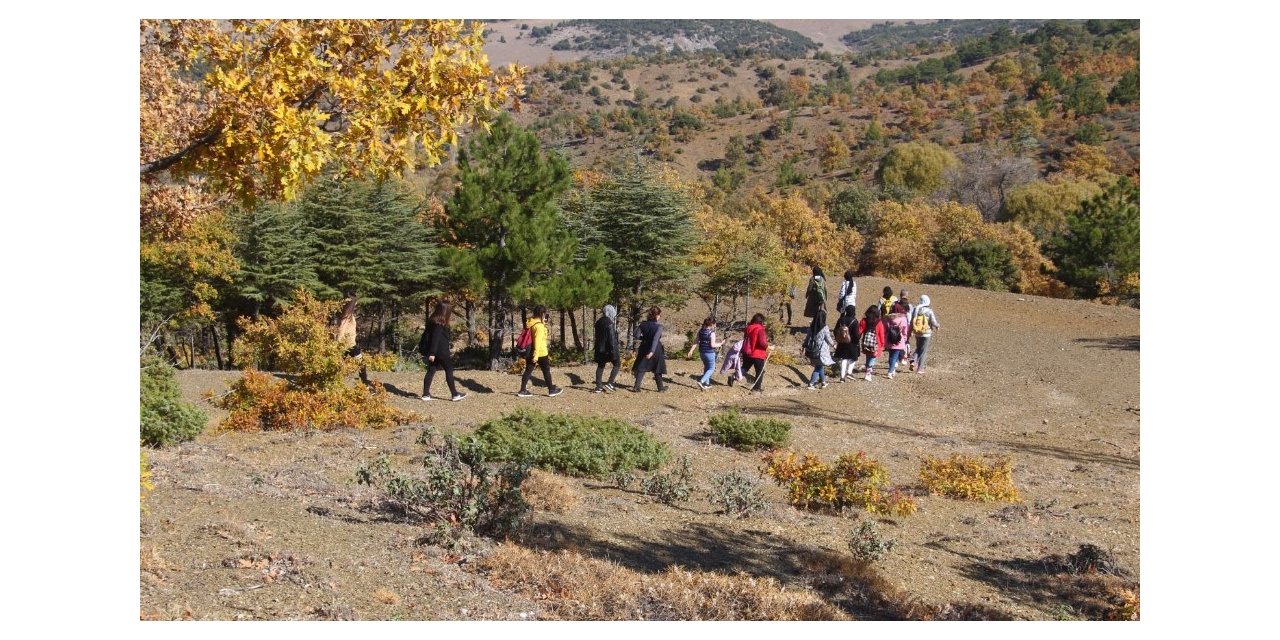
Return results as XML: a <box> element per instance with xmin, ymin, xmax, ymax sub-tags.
<box><xmin>568</xmin><ymin>308</ymin><xmax>581</xmax><ymax>351</ymax></box>
<box><xmin>464</xmin><ymin>299</ymin><xmax>477</xmax><ymax>347</ymax></box>
<box><xmin>559</xmin><ymin>308</ymin><xmax>567</xmax><ymax>346</ymax></box>
<box><xmin>210</xmin><ymin>324</ymin><xmax>224</xmax><ymax>370</ymax></box>
<box><xmin>224</xmin><ymin>316</ymin><xmax>238</xmax><ymax>369</ymax></box>
<box><xmin>487</xmin><ymin>291</ymin><xmax>502</xmax><ymax>371</ymax></box>
<box><xmin>188</xmin><ymin>331</ymin><xmax>196</xmax><ymax>369</ymax></box>
<box><xmin>377</xmin><ymin>303</ymin><xmax>388</xmax><ymax>352</ymax></box>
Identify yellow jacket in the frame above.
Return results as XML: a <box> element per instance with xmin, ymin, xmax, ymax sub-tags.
<box><xmin>527</xmin><ymin>318</ymin><xmax>549</xmax><ymax>360</ymax></box>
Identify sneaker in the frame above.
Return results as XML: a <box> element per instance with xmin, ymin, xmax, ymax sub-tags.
<box><xmin>516</xmin><ymin>389</ymin><xmax>532</xmax><ymax>398</ymax></box>
<box><xmin>420</xmin><ymin>395</ymin><xmax>434</xmax><ymax>401</ymax></box>
<box><xmin>727</xmin><ymin>376</ymin><xmax>736</xmax><ymax>387</ymax></box>
<box><xmin>821</xmin><ymin>381</ymin><xmax>829</xmax><ymax>389</ymax></box>
<box><xmin>592</xmin><ymin>386</ymin><xmax>605</xmax><ymax>394</ymax></box>
<box><xmin>605</xmin><ymin>383</ymin><xmax>616</xmax><ymax>392</ymax></box>
<box><xmin>909</xmin><ymin>361</ymin><xmax>917</xmax><ymax>372</ymax></box>
<box><xmin>451</xmin><ymin>393</ymin><xmax>467</xmax><ymax>402</ymax></box>
<box><xmin>805</xmin><ymin>384</ymin><xmax>816</xmax><ymax>390</ymax></box>
<box><xmin>887</xmin><ymin>372</ymin><xmax>895</xmax><ymax>380</ymax></box>
<box><xmin>548</xmin><ymin>387</ymin><xmax>563</xmax><ymax>397</ymax></box>
<box><xmin>864</xmin><ymin>373</ymin><xmax>872</xmax><ymax>381</ymax></box>
<box><xmin>699</xmin><ymin>382</ymin><xmax>710</xmax><ymax>390</ymax></box>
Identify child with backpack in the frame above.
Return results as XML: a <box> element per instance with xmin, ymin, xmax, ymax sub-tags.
<box><xmin>857</xmin><ymin>305</ymin><xmax>886</xmax><ymax>381</ymax></box>
<box><xmin>909</xmin><ymin>294</ymin><xmax>940</xmax><ymax>374</ymax></box>
<box><xmin>687</xmin><ymin>317</ymin><xmax>724</xmax><ymax>390</ymax></box>
<box><xmin>884</xmin><ymin>301</ymin><xmax>911</xmax><ymax>380</ymax></box>
<box><xmin>517</xmin><ymin>305</ymin><xmax>563</xmax><ymax>398</ymax></box>
<box><xmin>720</xmin><ymin>337</ymin><xmax>745</xmax><ymax>386</ymax></box>
<box><xmin>803</xmin><ymin>308</ymin><xmax>836</xmax><ymax>389</ymax></box>
<box><xmin>837</xmin><ymin>270</ymin><xmax>857</xmax><ymax>314</ymax></box>
<box><xmin>879</xmin><ymin>286</ymin><xmax>898</xmax><ymax>316</ymax></box>
<box><xmin>833</xmin><ymin>304</ymin><xmax>859</xmax><ymax>381</ymax></box>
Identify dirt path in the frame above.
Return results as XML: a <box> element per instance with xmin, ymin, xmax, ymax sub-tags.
<box><xmin>143</xmin><ymin>278</ymin><xmax>1139</xmax><ymax>620</ymax></box>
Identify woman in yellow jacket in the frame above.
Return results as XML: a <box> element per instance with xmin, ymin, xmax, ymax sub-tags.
<box><xmin>517</xmin><ymin>305</ymin><xmax>563</xmax><ymax>398</ymax></box>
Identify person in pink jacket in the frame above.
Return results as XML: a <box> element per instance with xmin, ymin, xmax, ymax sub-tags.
<box><xmin>884</xmin><ymin>301</ymin><xmax>912</xmax><ymax>380</ymax></box>
<box><xmin>857</xmin><ymin>305</ymin><xmax>887</xmax><ymax>381</ymax></box>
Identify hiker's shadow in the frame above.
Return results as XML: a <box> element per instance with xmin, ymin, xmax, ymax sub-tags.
<box><xmin>458</xmin><ymin>378</ymin><xmax>494</xmax><ymax>394</ymax></box>
<box><xmin>379</xmin><ymin>382</ymin><xmax>421</xmax><ymax>399</ymax></box>
<box><xmin>784</xmin><ymin>364</ymin><xmax>810</xmax><ymax>387</ymax></box>
<box><xmin>565</xmin><ymin>372</ymin><xmax>586</xmax><ymax>386</ymax></box>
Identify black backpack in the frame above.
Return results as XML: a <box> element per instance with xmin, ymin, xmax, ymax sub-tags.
<box><xmin>884</xmin><ymin>319</ymin><xmax>902</xmax><ymax>346</ymax></box>
<box><xmin>803</xmin><ymin>332</ymin><xmax>820</xmax><ymax>359</ymax></box>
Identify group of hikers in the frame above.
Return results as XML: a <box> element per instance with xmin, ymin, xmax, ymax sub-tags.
<box><xmin>414</xmin><ymin>267</ymin><xmax>939</xmax><ymax>401</ymax></box>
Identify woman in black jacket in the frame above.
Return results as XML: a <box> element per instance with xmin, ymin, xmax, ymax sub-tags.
<box><xmin>593</xmin><ymin>304</ymin><xmax>620</xmax><ymax>393</ymax></box>
<box><xmin>631</xmin><ymin>306</ymin><xmax>667</xmax><ymax>392</ymax></box>
<box><xmin>417</xmin><ymin>301</ymin><xmax>466</xmax><ymax>402</ymax></box>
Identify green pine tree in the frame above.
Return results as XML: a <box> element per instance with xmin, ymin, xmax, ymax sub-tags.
<box><xmin>1051</xmin><ymin>177</ymin><xmax>1140</xmax><ymax>299</ymax></box>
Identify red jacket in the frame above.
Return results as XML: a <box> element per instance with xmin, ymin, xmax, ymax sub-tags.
<box><xmin>743</xmin><ymin>322</ymin><xmax>769</xmax><ymax>360</ymax></box>
<box><xmin>857</xmin><ymin>318</ymin><xmax>887</xmax><ymax>358</ymax></box>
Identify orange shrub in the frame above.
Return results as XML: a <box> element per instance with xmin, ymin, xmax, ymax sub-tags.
<box><xmin>763</xmin><ymin>450</ymin><xmax>916</xmax><ymax>516</ymax></box>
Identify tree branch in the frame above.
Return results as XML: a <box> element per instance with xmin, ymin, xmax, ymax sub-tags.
<box><xmin>140</xmin><ymin>127</ymin><xmax>223</xmax><ymax>175</ymax></box>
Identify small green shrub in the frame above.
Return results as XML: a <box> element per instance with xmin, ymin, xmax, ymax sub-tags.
<box><xmin>471</xmin><ymin>409</ymin><xmax>670</xmax><ymax>478</ymax></box>
<box><xmin>355</xmin><ymin>428</ymin><xmax>530</xmax><ymax>545</ymax></box>
<box><xmin>709</xmin><ymin>408</ymin><xmax>791</xmax><ymax>451</ymax></box>
<box><xmin>848</xmin><ymin>519</ymin><xmax>896</xmax><ymax>563</ymax></box>
<box><xmin>141</xmin><ymin>356</ymin><xmax>206</xmax><ymax>447</ymax></box>
<box><xmin>640</xmin><ymin>455</ymin><xmax>694</xmax><ymax>505</ymax></box>
<box><xmin>708</xmin><ymin>470</ymin><xmax>767</xmax><ymax>519</ymax></box>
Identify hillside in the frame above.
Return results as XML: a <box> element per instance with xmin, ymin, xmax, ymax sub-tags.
<box><xmin>142</xmin><ymin>277</ymin><xmax>1140</xmax><ymax>620</ymax></box>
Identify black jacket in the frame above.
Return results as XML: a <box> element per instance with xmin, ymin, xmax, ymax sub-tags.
<box><xmin>632</xmin><ymin>320</ymin><xmax>666</xmax><ymax>374</ymax></box>
<box><xmin>594</xmin><ymin>315</ymin><xmax>619</xmax><ymax>364</ymax></box>
<box><xmin>417</xmin><ymin>321</ymin><xmax>451</xmax><ymax>362</ymax></box>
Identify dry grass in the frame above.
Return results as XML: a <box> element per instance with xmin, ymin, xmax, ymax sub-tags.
<box><xmin>522</xmin><ymin>470</ymin><xmax>581</xmax><ymax>514</ymax></box>
<box><xmin>477</xmin><ymin>542</ymin><xmax>848</xmax><ymax>620</ymax></box>
<box><xmin>373</xmin><ymin>588</ymin><xmax>401</xmax><ymax>605</ymax></box>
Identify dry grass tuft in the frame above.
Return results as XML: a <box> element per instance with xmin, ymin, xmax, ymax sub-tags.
<box><xmin>522</xmin><ymin>470</ymin><xmax>581</xmax><ymax>514</ymax></box>
<box><xmin>373</xmin><ymin>588</ymin><xmax>401</xmax><ymax>605</ymax></box>
<box><xmin>476</xmin><ymin>542</ymin><xmax>847</xmax><ymax>620</ymax></box>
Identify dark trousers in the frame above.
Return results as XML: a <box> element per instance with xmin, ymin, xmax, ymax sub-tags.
<box><xmin>744</xmin><ymin>356</ymin><xmax>766</xmax><ymax>391</ymax></box>
<box><xmin>633</xmin><ymin>368</ymin><xmax>667</xmax><ymax>391</ymax></box>
<box><xmin>423</xmin><ymin>357</ymin><xmax>459</xmax><ymax>397</ymax></box>
<box><xmin>780</xmin><ymin>302</ymin><xmax>792</xmax><ymax>325</ymax></box>
<box><xmin>520</xmin><ymin>356</ymin><xmax>554</xmax><ymax>392</ymax></box>
<box><xmin>595</xmin><ymin>360</ymin><xmax>620</xmax><ymax>387</ymax></box>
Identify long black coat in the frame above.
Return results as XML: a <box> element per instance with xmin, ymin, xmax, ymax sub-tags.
<box><xmin>417</xmin><ymin>321</ymin><xmax>452</xmax><ymax>364</ymax></box>
<box><xmin>803</xmin><ymin>275</ymin><xmax>827</xmax><ymax>318</ymax></box>
<box><xmin>632</xmin><ymin>320</ymin><xmax>666</xmax><ymax>374</ymax></box>
<box><xmin>594</xmin><ymin>315</ymin><xmax>619</xmax><ymax>365</ymax></box>
<box><xmin>833</xmin><ymin>315</ymin><xmax>859</xmax><ymax>360</ymax></box>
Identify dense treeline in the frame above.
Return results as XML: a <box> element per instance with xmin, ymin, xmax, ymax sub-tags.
<box><xmin>533</xmin><ymin>19</ymin><xmax>819</xmax><ymax>59</ymax></box>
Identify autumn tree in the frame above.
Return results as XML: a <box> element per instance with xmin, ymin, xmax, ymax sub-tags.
<box><xmin>944</xmin><ymin>146</ymin><xmax>1038</xmax><ymax>221</ymax></box>
<box><xmin>876</xmin><ymin>141</ymin><xmax>959</xmax><ymax>197</ymax></box>
<box><xmin>691</xmin><ymin>208</ymin><xmax>788</xmax><ymax>320</ymax></box>
<box><xmin>746</xmin><ymin>190</ymin><xmax>864</xmax><ymax>298</ymax></box>
<box><xmin>1000</xmin><ymin>179</ymin><xmax>1104</xmax><ymax>244</ymax></box>
<box><xmin>817</xmin><ymin>132</ymin><xmax>851</xmax><ymax>173</ymax></box>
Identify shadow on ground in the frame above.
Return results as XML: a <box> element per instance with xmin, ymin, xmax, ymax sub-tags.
<box><xmin>1073</xmin><ymin>336</ymin><xmax>1139</xmax><ymax>351</ymax></box>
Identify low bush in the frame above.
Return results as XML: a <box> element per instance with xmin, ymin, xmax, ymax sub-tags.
<box><xmin>708</xmin><ymin>408</ymin><xmax>791</xmax><ymax>451</ymax></box>
<box><xmin>216</xmin><ymin>370</ymin><xmax>413</xmax><ymax>432</ymax></box>
<box><xmin>848</xmin><ymin>519</ymin><xmax>896</xmax><ymax>563</ymax></box>
<box><xmin>470</xmin><ymin>409</ymin><xmax>670</xmax><ymax>477</ymax></box>
<box><xmin>362</xmin><ymin>351</ymin><xmax>399</xmax><ymax>372</ymax></box>
<box><xmin>355</xmin><ymin>428</ymin><xmax>531</xmax><ymax>545</ymax></box>
<box><xmin>640</xmin><ymin>455</ymin><xmax>695</xmax><ymax>505</ymax></box>
<box><xmin>763</xmin><ymin>450</ymin><xmax>917</xmax><ymax>516</ymax></box>
<box><xmin>141</xmin><ymin>356</ymin><xmax>207</xmax><ymax>447</ymax></box>
<box><xmin>919</xmin><ymin>454</ymin><xmax>1019</xmax><ymax>502</ymax></box>
<box><xmin>708</xmin><ymin>469</ymin><xmax>767</xmax><ymax>519</ymax></box>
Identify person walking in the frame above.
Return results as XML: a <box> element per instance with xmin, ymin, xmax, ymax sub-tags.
<box><xmin>884</xmin><ymin>301</ymin><xmax>911</xmax><ymax>380</ymax></box>
<box><xmin>897</xmin><ymin>289</ymin><xmax>915</xmax><ymax>361</ymax></box>
<box><xmin>592</xmin><ymin>304</ymin><xmax>621</xmax><ymax>393</ymax></box>
<box><xmin>417</xmin><ymin>301</ymin><xmax>466</xmax><ymax>402</ymax></box>
<box><xmin>803</xmin><ymin>266</ymin><xmax>827</xmax><ymax>319</ymax></box>
<box><xmin>804</xmin><ymin>309</ymin><xmax>836</xmax><ymax>390</ymax></box>
<box><xmin>721</xmin><ymin>336</ymin><xmax>745</xmax><ymax>386</ymax></box>
<box><xmin>879</xmin><ymin>286</ymin><xmax>898</xmax><ymax>316</ymax></box>
<box><xmin>517</xmin><ymin>305</ymin><xmax>562</xmax><ymax>398</ymax></box>
<box><xmin>909</xmin><ymin>294</ymin><xmax>941</xmax><ymax>374</ymax></box>
<box><xmin>833</xmin><ymin>304</ymin><xmax>859</xmax><ymax>381</ymax></box>
<box><xmin>687</xmin><ymin>317</ymin><xmax>724</xmax><ymax>390</ymax></box>
<box><xmin>632</xmin><ymin>307</ymin><xmax>668</xmax><ymax>392</ymax></box>
<box><xmin>837</xmin><ymin>270</ymin><xmax>857</xmax><ymax>315</ymax></box>
<box><xmin>741</xmin><ymin>312</ymin><xmax>774</xmax><ymax>392</ymax></box>
<box><xmin>857</xmin><ymin>305</ymin><xmax>887</xmax><ymax>381</ymax></box>
<box><xmin>779</xmin><ymin>283</ymin><xmax>796</xmax><ymax>326</ymax></box>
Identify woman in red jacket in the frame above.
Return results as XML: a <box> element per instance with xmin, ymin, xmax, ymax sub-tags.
<box><xmin>857</xmin><ymin>305</ymin><xmax>887</xmax><ymax>381</ymax></box>
<box><xmin>742</xmin><ymin>312</ymin><xmax>774</xmax><ymax>392</ymax></box>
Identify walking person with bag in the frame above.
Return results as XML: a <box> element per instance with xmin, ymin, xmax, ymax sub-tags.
<box><xmin>417</xmin><ymin>301</ymin><xmax>466</xmax><ymax>402</ymax></box>
<box><xmin>857</xmin><ymin>305</ymin><xmax>887</xmax><ymax>381</ymax></box>
<box><xmin>517</xmin><ymin>305</ymin><xmax>562</xmax><ymax>398</ymax></box>
<box><xmin>833</xmin><ymin>304</ymin><xmax>859</xmax><ymax>381</ymax></box>
<box><xmin>837</xmin><ymin>270</ymin><xmax>857</xmax><ymax>315</ymax></box>
<box><xmin>803</xmin><ymin>266</ymin><xmax>827</xmax><ymax>319</ymax></box>
<box><xmin>687</xmin><ymin>317</ymin><xmax>724</xmax><ymax>390</ymax></box>
<box><xmin>909</xmin><ymin>294</ymin><xmax>941</xmax><ymax>374</ymax></box>
<box><xmin>884</xmin><ymin>301</ymin><xmax>911</xmax><ymax>380</ymax></box>
<box><xmin>803</xmin><ymin>308</ymin><xmax>836</xmax><ymax>390</ymax></box>
<box><xmin>592</xmin><ymin>304</ymin><xmax>621</xmax><ymax>393</ymax></box>
<box><xmin>632</xmin><ymin>307</ymin><xmax>668</xmax><ymax>392</ymax></box>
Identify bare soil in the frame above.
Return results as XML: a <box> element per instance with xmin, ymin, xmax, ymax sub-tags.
<box><xmin>141</xmin><ymin>276</ymin><xmax>1139</xmax><ymax>620</ymax></box>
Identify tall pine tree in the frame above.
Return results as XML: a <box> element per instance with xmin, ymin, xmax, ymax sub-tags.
<box><xmin>440</xmin><ymin>114</ymin><xmax>574</xmax><ymax>369</ymax></box>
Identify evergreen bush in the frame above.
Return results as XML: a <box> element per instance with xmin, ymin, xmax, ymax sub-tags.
<box><xmin>141</xmin><ymin>356</ymin><xmax>207</xmax><ymax>447</ymax></box>
<box><xmin>471</xmin><ymin>409</ymin><xmax>670</xmax><ymax>477</ymax></box>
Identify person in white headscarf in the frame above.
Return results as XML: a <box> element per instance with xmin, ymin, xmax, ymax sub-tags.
<box><xmin>908</xmin><ymin>294</ymin><xmax>940</xmax><ymax>373</ymax></box>
<box><xmin>592</xmin><ymin>304</ymin><xmax>620</xmax><ymax>392</ymax></box>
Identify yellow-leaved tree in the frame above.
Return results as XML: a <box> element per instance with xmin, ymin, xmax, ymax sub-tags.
<box><xmin>744</xmin><ymin>189</ymin><xmax>864</xmax><ymax>296</ymax></box>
